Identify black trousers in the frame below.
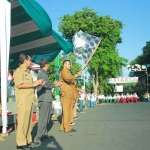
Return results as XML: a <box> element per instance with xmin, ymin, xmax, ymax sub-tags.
<box><xmin>37</xmin><ymin>102</ymin><xmax>52</xmax><ymax>138</ymax></box>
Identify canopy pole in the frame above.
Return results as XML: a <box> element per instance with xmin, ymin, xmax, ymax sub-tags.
<box><xmin>0</xmin><ymin>0</ymin><xmax>11</xmax><ymax>134</ymax></box>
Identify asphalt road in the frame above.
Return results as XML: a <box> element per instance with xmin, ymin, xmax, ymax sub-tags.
<box><xmin>0</xmin><ymin>102</ymin><xmax>150</xmax><ymax>150</ymax></box>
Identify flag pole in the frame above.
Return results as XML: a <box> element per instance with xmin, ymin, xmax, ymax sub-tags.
<box><xmin>82</xmin><ymin>40</ymin><xmax>101</xmax><ymax>71</ymax></box>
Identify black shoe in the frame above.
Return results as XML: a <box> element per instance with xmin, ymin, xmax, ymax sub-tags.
<box><xmin>16</xmin><ymin>145</ymin><xmax>31</xmax><ymax>150</ymax></box>
<box><xmin>41</xmin><ymin>135</ymin><xmax>53</xmax><ymax>141</ymax></box>
<box><xmin>65</xmin><ymin>129</ymin><xmax>77</xmax><ymax>133</ymax></box>
<box><xmin>70</xmin><ymin>122</ymin><xmax>75</xmax><ymax>126</ymax></box>
<box><xmin>28</xmin><ymin>142</ymin><xmax>39</xmax><ymax>147</ymax></box>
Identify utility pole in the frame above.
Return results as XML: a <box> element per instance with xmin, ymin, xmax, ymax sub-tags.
<box><xmin>55</xmin><ymin>55</ymin><xmax>59</xmax><ymax>96</ymax></box>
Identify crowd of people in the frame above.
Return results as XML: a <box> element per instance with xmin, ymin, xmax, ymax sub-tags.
<box><xmin>97</xmin><ymin>93</ymin><xmax>138</xmax><ymax>103</ymax></box>
<box><xmin>75</xmin><ymin>92</ymin><xmax>139</xmax><ymax>112</ymax></box>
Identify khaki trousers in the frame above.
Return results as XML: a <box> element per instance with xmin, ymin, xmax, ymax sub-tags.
<box><xmin>16</xmin><ymin>103</ymin><xmax>33</xmax><ymax>146</ymax></box>
<box><xmin>70</xmin><ymin>102</ymin><xmax>75</xmax><ymax>123</ymax></box>
<box><xmin>74</xmin><ymin>102</ymin><xmax>78</xmax><ymax>117</ymax></box>
<box><xmin>60</xmin><ymin>97</ymin><xmax>73</xmax><ymax>132</ymax></box>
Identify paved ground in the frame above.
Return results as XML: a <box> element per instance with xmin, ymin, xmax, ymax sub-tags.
<box><xmin>0</xmin><ymin>102</ymin><xmax>150</xmax><ymax>150</ymax></box>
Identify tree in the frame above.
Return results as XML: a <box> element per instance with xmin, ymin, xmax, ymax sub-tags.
<box><xmin>58</xmin><ymin>7</ymin><xmax>128</xmax><ymax>94</ymax></box>
<box><xmin>129</xmin><ymin>41</ymin><xmax>150</xmax><ymax>94</ymax></box>
<box><xmin>48</xmin><ymin>59</ymin><xmax>55</xmax><ymax>83</ymax></box>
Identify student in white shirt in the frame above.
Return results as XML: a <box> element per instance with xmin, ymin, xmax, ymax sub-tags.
<box><xmin>98</xmin><ymin>94</ymin><xmax>102</xmax><ymax>104</ymax></box>
<box><xmin>87</xmin><ymin>92</ymin><xmax>91</xmax><ymax>107</ymax></box>
<box><xmin>79</xmin><ymin>92</ymin><xmax>85</xmax><ymax>113</ymax></box>
<box><xmin>91</xmin><ymin>93</ymin><xmax>97</xmax><ymax>106</ymax></box>
<box><xmin>113</xmin><ymin>94</ymin><xmax>117</xmax><ymax>103</ymax></box>
<box><xmin>116</xmin><ymin>94</ymin><xmax>121</xmax><ymax>103</ymax></box>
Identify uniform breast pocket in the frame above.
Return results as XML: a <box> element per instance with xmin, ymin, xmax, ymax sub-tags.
<box><xmin>24</xmin><ymin>74</ymin><xmax>32</xmax><ymax>83</ymax></box>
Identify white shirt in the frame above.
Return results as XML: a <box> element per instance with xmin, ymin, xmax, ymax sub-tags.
<box><xmin>87</xmin><ymin>94</ymin><xmax>91</xmax><ymax>100</ymax></box>
<box><xmin>98</xmin><ymin>95</ymin><xmax>102</xmax><ymax>99</ymax></box>
<box><xmin>91</xmin><ymin>94</ymin><xmax>96</xmax><ymax>101</ymax></box>
<box><xmin>79</xmin><ymin>93</ymin><xmax>85</xmax><ymax>100</ymax></box>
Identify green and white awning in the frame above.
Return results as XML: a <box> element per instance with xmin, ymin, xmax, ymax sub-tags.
<box><xmin>9</xmin><ymin>0</ymin><xmax>73</xmax><ymax>69</ymax></box>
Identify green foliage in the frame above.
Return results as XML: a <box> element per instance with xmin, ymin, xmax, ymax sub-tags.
<box><xmin>85</xmin><ymin>80</ymin><xmax>93</xmax><ymax>92</ymax></box>
<box><xmin>122</xmin><ymin>83</ymin><xmax>145</xmax><ymax>97</ymax></box>
<box><xmin>76</xmin><ymin>78</ymin><xmax>84</xmax><ymax>88</ymax></box>
<box><xmin>103</xmin><ymin>84</ymin><xmax>114</xmax><ymax>95</ymax></box>
<box><xmin>130</xmin><ymin>41</ymin><xmax>150</xmax><ymax>75</ymax></box>
<box><xmin>48</xmin><ymin>59</ymin><xmax>55</xmax><ymax>83</ymax></box>
<box><xmin>58</xmin><ymin>7</ymin><xmax>128</xmax><ymax>94</ymax></box>
<box><xmin>129</xmin><ymin>41</ymin><xmax>150</xmax><ymax>93</ymax></box>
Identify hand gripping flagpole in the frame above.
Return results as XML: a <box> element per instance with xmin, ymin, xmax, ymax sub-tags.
<box><xmin>82</xmin><ymin>40</ymin><xmax>101</xmax><ymax>71</ymax></box>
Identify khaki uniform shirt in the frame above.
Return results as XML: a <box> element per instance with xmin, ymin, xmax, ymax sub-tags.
<box><xmin>60</xmin><ymin>69</ymin><xmax>78</xmax><ymax>100</ymax></box>
<box><xmin>13</xmin><ymin>65</ymin><xmax>35</xmax><ymax>105</ymax></box>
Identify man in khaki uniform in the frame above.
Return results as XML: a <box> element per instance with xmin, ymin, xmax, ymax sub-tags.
<box><xmin>59</xmin><ymin>60</ymin><xmax>82</xmax><ymax>133</ymax></box>
<box><xmin>13</xmin><ymin>53</ymin><xmax>44</xmax><ymax>150</ymax></box>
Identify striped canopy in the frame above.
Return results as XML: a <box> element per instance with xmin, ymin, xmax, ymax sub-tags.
<box><xmin>9</xmin><ymin>0</ymin><xmax>73</xmax><ymax>69</ymax></box>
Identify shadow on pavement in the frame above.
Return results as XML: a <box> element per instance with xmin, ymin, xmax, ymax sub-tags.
<box><xmin>31</xmin><ymin>118</ymin><xmax>63</xmax><ymax>150</ymax></box>
<box><xmin>32</xmin><ymin>136</ymin><xmax>63</xmax><ymax>150</ymax></box>
<box><xmin>31</xmin><ymin>120</ymin><xmax>54</xmax><ymax>141</ymax></box>
<box><xmin>57</xmin><ymin>115</ymin><xmax>62</xmax><ymax>125</ymax></box>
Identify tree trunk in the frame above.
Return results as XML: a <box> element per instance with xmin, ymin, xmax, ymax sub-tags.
<box><xmin>92</xmin><ymin>71</ymin><xmax>99</xmax><ymax>95</ymax></box>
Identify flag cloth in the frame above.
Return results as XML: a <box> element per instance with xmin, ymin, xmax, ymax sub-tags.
<box><xmin>72</xmin><ymin>30</ymin><xmax>101</xmax><ymax>62</ymax></box>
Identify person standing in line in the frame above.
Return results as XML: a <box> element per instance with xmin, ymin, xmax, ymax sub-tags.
<box><xmin>130</xmin><ymin>94</ymin><xmax>133</xmax><ymax>102</ymax></box>
<box><xmin>113</xmin><ymin>94</ymin><xmax>117</xmax><ymax>103</ymax></box>
<box><xmin>91</xmin><ymin>93</ymin><xmax>94</xmax><ymax>107</ymax></box>
<box><xmin>116</xmin><ymin>94</ymin><xmax>121</xmax><ymax>103</ymax></box>
<box><xmin>124</xmin><ymin>94</ymin><xmax>126</xmax><ymax>103</ymax></box>
<box><xmin>109</xmin><ymin>95</ymin><xmax>113</xmax><ymax>103</ymax></box>
<box><xmin>120</xmin><ymin>93</ymin><xmax>124</xmax><ymax>103</ymax></box>
<box><xmin>70</xmin><ymin>80</ymin><xmax>81</xmax><ymax>125</ymax></box>
<box><xmin>105</xmin><ymin>95</ymin><xmax>109</xmax><ymax>103</ymax></box>
<box><xmin>126</xmin><ymin>93</ymin><xmax>130</xmax><ymax>103</ymax></box>
<box><xmin>102</xmin><ymin>94</ymin><xmax>105</xmax><ymax>103</ymax></box>
<box><xmin>59</xmin><ymin>60</ymin><xmax>82</xmax><ymax>133</ymax></box>
<box><xmin>35</xmin><ymin>59</ymin><xmax>62</xmax><ymax>142</ymax></box>
<box><xmin>87</xmin><ymin>92</ymin><xmax>91</xmax><ymax>107</ymax></box>
<box><xmin>147</xmin><ymin>93</ymin><xmax>150</xmax><ymax>102</ymax></box>
<box><xmin>97</xmin><ymin>94</ymin><xmax>102</xmax><ymax>104</ymax></box>
<box><xmin>133</xmin><ymin>93</ymin><xmax>138</xmax><ymax>103</ymax></box>
<box><xmin>91</xmin><ymin>93</ymin><xmax>96</xmax><ymax>106</ymax></box>
<box><xmin>13</xmin><ymin>53</ymin><xmax>44</xmax><ymax>150</ymax></box>
<box><xmin>73</xmin><ymin>80</ymin><xmax>81</xmax><ymax>121</ymax></box>
<box><xmin>79</xmin><ymin>91</ymin><xmax>85</xmax><ymax>113</ymax></box>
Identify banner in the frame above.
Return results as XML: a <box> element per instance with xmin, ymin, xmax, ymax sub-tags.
<box><xmin>107</xmin><ymin>77</ymin><xmax>138</xmax><ymax>84</ymax></box>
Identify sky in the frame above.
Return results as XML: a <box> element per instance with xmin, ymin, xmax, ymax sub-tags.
<box><xmin>36</xmin><ymin>0</ymin><xmax>150</xmax><ymax>77</ymax></box>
